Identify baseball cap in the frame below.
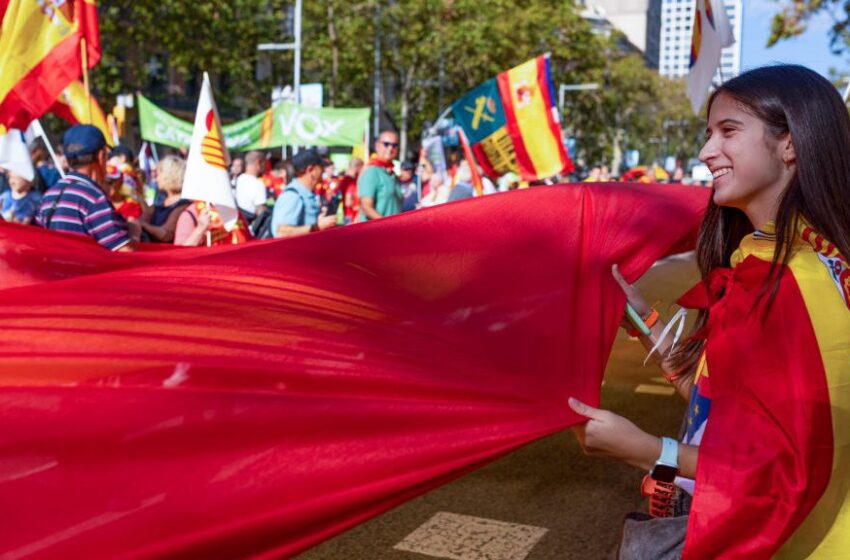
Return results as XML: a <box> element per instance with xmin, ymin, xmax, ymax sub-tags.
<box><xmin>291</xmin><ymin>149</ymin><xmax>324</xmax><ymax>172</ymax></box>
<box><xmin>400</xmin><ymin>160</ymin><xmax>416</xmax><ymax>171</ymax></box>
<box><xmin>63</xmin><ymin>125</ymin><xmax>106</xmax><ymax>159</ymax></box>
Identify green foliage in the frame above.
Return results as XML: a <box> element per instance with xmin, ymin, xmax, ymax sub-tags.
<box><xmin>94</xmin><ymin>1</ymin><xmax>290</xmax><ymax>115</ymax></box>
<box><xmin>563</xmin><ymin>46</ymin><xmax>703</xmax><ymax>171</ymax></box>
<box><xmin>767</xmin><ymin>0</ymin><xmax>850</xmax><ymax>53</ymax></box>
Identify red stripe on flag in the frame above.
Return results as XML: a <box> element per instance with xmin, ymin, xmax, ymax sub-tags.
<box><xmin>472</xmin><ymin>144</ymin><xmax>497</xmax><ymax>178</ymax></box>
<box><xmin>76</xmin><ymin>0</ymin><xmax>101</xmax><ymax>68</ymax></box>
<box><xmin>496</xmin><ymin>70</ymin><xmax>537</xmax><ymax>182</ymax></box>
<box><xmin>456</xmin><ymin>128</ymin><xmax>484</xmax><ymax>194</ymax></box>
<box><xmin>0</xmin><ymin>34</ymin><xmax>82</xmax><ymax>130</ymax></box>
<box><xmin>536</xmin><ymin>56</ymin><xmax>574</xmax><ymax>174</ymax></box>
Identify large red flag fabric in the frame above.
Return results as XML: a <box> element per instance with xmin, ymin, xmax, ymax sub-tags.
<box><xmin>0</xmin><ymin>185</ymin><xmax>708</xmax><ymax>558</ymax></box>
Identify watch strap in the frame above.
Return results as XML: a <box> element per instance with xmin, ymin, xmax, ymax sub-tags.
<box><xmin>658</xmin><ymin>436</ymin><xmax>679</xmax><ymax>468</ymax></box>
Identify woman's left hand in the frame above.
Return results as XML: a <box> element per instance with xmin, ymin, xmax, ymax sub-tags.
<box><xmin>568</xmin><ymin>397</ymin><xmax>661</xmax><ymax>471</ymax></box>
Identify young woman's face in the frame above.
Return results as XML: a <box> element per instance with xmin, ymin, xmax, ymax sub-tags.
<box><xmin>699</xmin><ymin>93</ymin><xmax>791</xmax><ymax>224</ymax></box>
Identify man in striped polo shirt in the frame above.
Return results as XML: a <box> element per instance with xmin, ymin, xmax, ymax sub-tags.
<box><xmin>36</xmin><ymin>125</ymin><xmax>134</xmax><ymax>252</ymax></box>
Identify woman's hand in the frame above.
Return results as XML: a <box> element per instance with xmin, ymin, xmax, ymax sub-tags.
<box><xmin>196</xmin><ymin>209</ymin><xmax>212</xmax><ymax>232</ymax></box>
<box><xmin>568</xmin><ymin>397</ymin><xmax>661</xmax><ymax>471</ymax></box>
<box><xmin>612</xmin><ymin>264</ymin><xmax>651</xmax><ymax>329</ymax></box>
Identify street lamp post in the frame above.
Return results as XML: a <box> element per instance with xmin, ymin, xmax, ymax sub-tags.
<box><xmin>257</xmin><ymin>0</ymin><xmax>303</xmax><ymax>105</ymax></box>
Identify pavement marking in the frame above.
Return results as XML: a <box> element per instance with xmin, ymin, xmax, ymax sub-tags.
<box><xmin>394</xmin><ymin>511</ymin><xmax>548</xmax><ymax>560</ymax></box>
<box><xmin>648</xmin><ymin>376</ymin><xmax>669</xmax><ymax>384</ymax></box>
<box><xmin>634</xmin><ymin>383</ymin><xmax>676</xmax><ymax>396</ymax></box>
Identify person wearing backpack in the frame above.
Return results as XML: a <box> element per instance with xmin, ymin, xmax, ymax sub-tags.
<box><xmin>271</xmin><ymin>149</ymin><xmax>337</xmax><ymax>238</ymax></box>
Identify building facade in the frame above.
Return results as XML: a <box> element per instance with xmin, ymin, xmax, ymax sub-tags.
<box><xmin>656</xmin><ymin>0</ymin><xmax>743</xmax><ymax>79</ymax></box>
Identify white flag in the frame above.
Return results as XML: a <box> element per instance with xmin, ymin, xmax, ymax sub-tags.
<box><xmin>686</xmin><ymin>0</ymin><xmax>735</xmax><ymax>114</ymax></box>
<box><xmin>182</xmin><ymin>72</ymin><xmax>238</xmax><ymax>230</ymax></box>
<box><xmin>0</xmin><ymin>129</ymin><xmax>34</xmax><ymax>182</ymax></box>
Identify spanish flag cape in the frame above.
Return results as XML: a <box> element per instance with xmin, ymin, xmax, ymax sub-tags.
<box><xmin>0</xmin><ymin>185</ymin><xmax>707</xmax><ymax>557</ymax></box>
<box><xmin>680</xmin><ymin>221</ymin><xmax>850</xmax><ymax>558</ymax></box>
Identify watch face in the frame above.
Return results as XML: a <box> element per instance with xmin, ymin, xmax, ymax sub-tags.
<box><xmin>651</xmin><ymin>464</ymin><xmax>678</xmax><ymax>483</ymax></box>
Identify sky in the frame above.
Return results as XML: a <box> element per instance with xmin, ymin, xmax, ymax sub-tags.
<box><xmin>742</xmin><ymin>0</ymin><xmax>849</xmax><ymax>79</ymax></box>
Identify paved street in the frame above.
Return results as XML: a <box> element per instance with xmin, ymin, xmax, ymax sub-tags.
<box><xmin>299</xmin><ymin>253</ymin><xmax>700</xmax><ymax>560</ymax></box>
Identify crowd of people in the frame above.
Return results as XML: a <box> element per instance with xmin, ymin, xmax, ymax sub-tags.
<box><xmin>0</xmin><ymin>123</ymin><xmax>705</xmax><ymax>253</ymax></box>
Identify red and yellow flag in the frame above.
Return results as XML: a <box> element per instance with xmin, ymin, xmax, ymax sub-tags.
<box><xmin>49</xmin><ymin>79</ymin><xmax>113</xmax><ymax>146</ymax></box>
<box><xmin>497</xmin><ymin>56</ymin><xmax>572</xmax><ymax>181</ymax></box>
<box><xmin>0</xmin><ymin>0</ymin><xmax>100</xmax><ymax>131</ymax></box>
<box><xmin>451</xmin><ymin>55</ymin><xmax>573</xmax><ymax>182</ymax></box>
<box><xmin>678</xmin><ymin>222</ymin><xmax>850</xmax><ymax>558</ymax></box>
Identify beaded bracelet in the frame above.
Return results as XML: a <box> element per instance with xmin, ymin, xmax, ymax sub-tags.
<box><xmin>626</xmin><ymin>308</ymin><xmax>659</xmax><ymax>337</ymax></box>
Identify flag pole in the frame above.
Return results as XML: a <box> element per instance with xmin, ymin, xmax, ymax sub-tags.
<box><xmin>81</xmin><ymin>38</ymin><xmax>92</xmax><ymax>124</ymax></box>
<box><xmin>30</xmin><ymin>120</ymin><xmax>66</xmax><ymax>179</ymax></box>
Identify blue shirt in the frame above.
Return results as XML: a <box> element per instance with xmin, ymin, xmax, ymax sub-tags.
<box><xmin>1</xmin><ymin>190</ymin><xmax>42</xmax><ymax>223</ymax></box>
<box><xmin>35</xmin><ymin>171</ymin><xmax>131</xmax><ymax>251</ymax></box>
<box><xmin>37</xmin><ymin>164</ymin><xmax>61</xmax><ymax>189</ymax></box>
<box><xmin>271</xmin><ymin>178</ymin><xmax>320</xmax><ymax>236</ymax></box>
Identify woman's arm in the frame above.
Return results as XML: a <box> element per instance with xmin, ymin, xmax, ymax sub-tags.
<box><xmin>612</xmin><ymin>264</ymin><xmax>695</xmax><ymax>400</ymax></box>
<box><xmin>569</xmin><ymin>398</ymin><xmax>698</xmax><ymax>479</ymax></box>
<box><xmin>142</xmin><ymin>202</ymin><xmax>189</xmax><ymax>242</ymax></box>
<box><xmin>175</xmin><ymin>208</ymin><xmax>211</xmax><ymax>247</ymax></box>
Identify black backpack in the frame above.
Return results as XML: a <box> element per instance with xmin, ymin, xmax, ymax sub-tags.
<box><xmin>250</xmin><ymin>210</ymin><xmax>274</xmax><ymax>239</ymax></box>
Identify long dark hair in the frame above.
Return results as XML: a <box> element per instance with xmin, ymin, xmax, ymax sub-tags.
<box><xmin>670</xmin><ymin>64</ymin><xmax>850</xmax><ymax>374</ymax></box>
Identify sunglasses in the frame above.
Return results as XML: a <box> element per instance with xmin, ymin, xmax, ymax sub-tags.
<box><xmin>381</xmin><ymin>141</ymin><xmax>399</xmax><ymax>149</ymax></box>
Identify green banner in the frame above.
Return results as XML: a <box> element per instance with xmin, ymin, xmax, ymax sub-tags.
<box><xmin>137</xmin><ymin>95</ymin><xmax>194</xmax><ymax>149</ymax></box>
<box><xmin>270</xmin><ymin>104</ymin><xmax>369</xmax><ymax>148</ymax></box>
<box><xmin>137</xmin><ymin>95</ymin><xmax>368</xmax><ymax>150</ymax></box>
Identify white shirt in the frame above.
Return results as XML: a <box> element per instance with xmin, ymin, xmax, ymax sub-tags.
<box><xmin>234</xmin><ymin>173</ymin><xmax>268</xmax><ymax>214</ymax></box>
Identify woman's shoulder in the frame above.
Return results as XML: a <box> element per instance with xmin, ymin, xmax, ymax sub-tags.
<box><xmin>788</xmin><ymin>228</ymin><xmax>850</xmax><ymax>314</ymax></box>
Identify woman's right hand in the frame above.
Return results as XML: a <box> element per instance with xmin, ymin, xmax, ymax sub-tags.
<box><xmin>196</xmin><ymin>209</ymin><xmax>212</xmax><ymax>232</ymax></box>
<box><xmin>612</xmin><ymin>264</ymin><xmax>651</xmax><ymax>330</ymax></box>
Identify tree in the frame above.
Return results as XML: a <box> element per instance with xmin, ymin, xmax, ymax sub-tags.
<box><xmin>562</xmin><ymin>44</ymin><xmax>702</xmax><ymax>174</ymax></box>
<box><xmin>94</xmin><ymin>1</ymin><xmax>293</xmax><ymax>117</ymax></box>
<box><xmin>298</xmin><ymin>0</ymin><xmax>604</xmax><ymax>158</ymax></box>
<box><xmin>768</xmin><ymin>0</ymin><xmax>850</xmax><ymax>53</ymax></box>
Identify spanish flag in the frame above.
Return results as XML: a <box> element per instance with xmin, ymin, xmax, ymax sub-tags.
<box><xmin>678</xmin><ymin>221</ymin><xmax>850</xmax><ymax>558</ymax></box>
<box><xmin>686</xmin><ymin>0</ymin><xmax>734</xmax><ymax>114</ymax></box>
<box><xmin>452</xmin><ymin>54</ymin><xmax>573</xmax><ymax>182</ymax></box>
<box><xmin>0</xmin><ymin>0</ymin><xmax>101</xmax><ymax>131</ymax></box>
<box><xmin>49</xmin><ymin>79</ymin><xmax>113</xmax><ymax>146</ymax></box>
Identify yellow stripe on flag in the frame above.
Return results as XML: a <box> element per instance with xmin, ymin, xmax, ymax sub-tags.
<box><xmin>0</xmin><ymin>1</ymin><xmax>77</xmax><ymax>101</ymax></box>
<box><xmin>57</xmin><ymin>80</ymin><xmax>113</xmax><ymax>146</ymax></box>
<box><xmin>734</xmin><ymin>229</ymin><xmax>850</xmax><ymax>557</ymax></box>
<box><xmin>780</xmin><ymin>245</ymin><xmax>850</xmax><ymax>557</ymax></box>
<box><xmin>504</xmin><ymin>58</ymin><xmax>563</xmax><ymax>179</ymax></box>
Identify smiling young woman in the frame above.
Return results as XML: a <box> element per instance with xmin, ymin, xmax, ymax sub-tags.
<box><xmin>569</xmin><ymin>65</ymin><xmax>850</xmax><ymax>559</ymax></box>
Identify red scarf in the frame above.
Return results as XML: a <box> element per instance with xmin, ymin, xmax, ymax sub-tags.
<box><xmin>367</xmin><ymin>155</ymin><xmax>395</xmax><ymax>175</ymax></box>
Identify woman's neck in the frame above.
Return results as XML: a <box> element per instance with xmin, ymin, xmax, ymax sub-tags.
<box><xmin>164</xmin><ymin>192</ymin><xmax>181</xmax><ymax>205</ymax></box>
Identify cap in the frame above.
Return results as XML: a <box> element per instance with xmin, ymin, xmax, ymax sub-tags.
<box><xmin>400</xmin><ymin>160</ymin><xmax>416</xmax><ymax>171</ymax></box>
<box><xmin>292</xmin><ymin>149</ymin><xmax>324</xmax><ymax>172</ymax></box>
<box><xmin>63</xmin><ymin>125</ymin><xmax>106</xmax><ymax>159</ymax></box>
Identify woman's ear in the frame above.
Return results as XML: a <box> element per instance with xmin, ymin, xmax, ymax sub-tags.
<box><xmin>781</xmin><ymin>134</ymin><xmax>796</xmax><ymax>168</ymax></box>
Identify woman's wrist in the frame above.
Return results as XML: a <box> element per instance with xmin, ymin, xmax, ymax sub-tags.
<box><xmin>629</xmin><ymin>434</ymin><xmax>663</xmax><ymax>471</ymax></box>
